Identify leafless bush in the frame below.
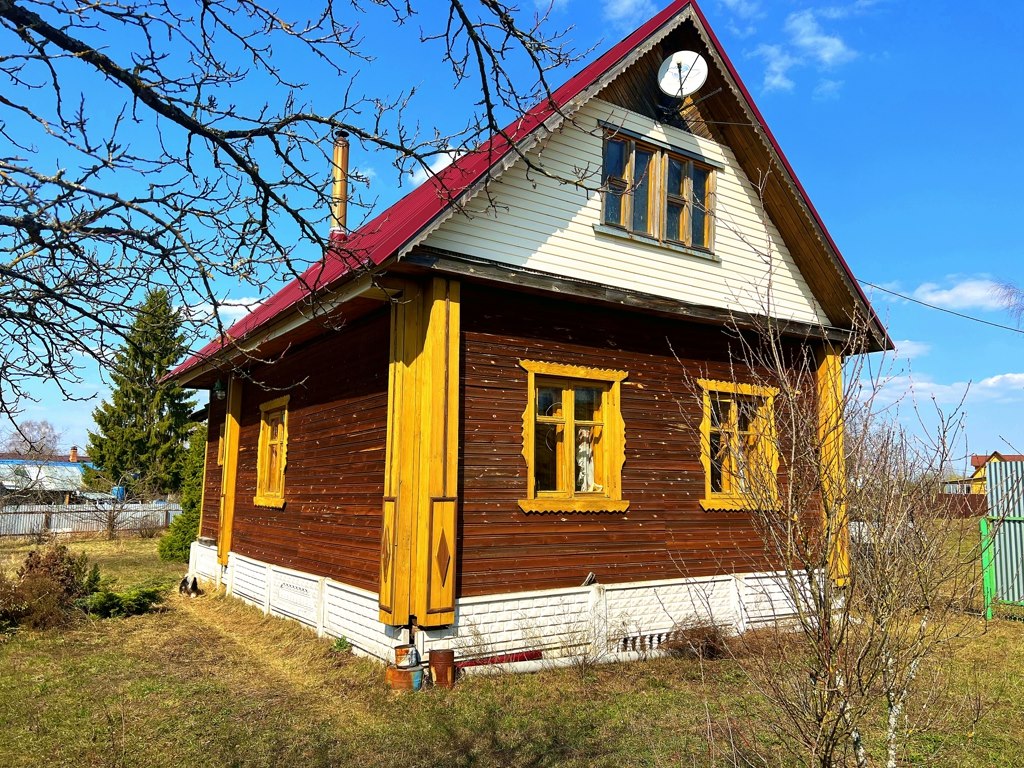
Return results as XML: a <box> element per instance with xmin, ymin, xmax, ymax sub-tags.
<box><xmin>660</xmin><ymin>621</ymin><xmax>732</xmax><ymax>661</ymax></box>
<box><xmin>686</xmin><ymin>317</ymin><xmax>984</xmax><ymax>768</ymax></box>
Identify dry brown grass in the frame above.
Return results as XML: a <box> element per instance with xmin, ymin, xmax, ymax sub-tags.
<box><xmin>2</xmin><ymin>536</ymin><xmax>1023</xmax><ymax>767</ymax></box>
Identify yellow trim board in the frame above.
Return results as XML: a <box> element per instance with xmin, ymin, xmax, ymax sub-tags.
<box><xmin>217</xmin><ymin>376</ymin><xmax>243</xmax><ymax>566</ymax></box>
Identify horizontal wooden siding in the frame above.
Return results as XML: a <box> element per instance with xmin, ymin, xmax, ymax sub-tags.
<box><xmin>458</xmin><ymin>284</ymin><xmax>789</xmax><ymax>597</ymax></box>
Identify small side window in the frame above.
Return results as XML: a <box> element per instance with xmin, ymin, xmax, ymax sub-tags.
<box><xmin>698</xmin><ymin>380</ymin><xmax>778</xmax><ymax>511</ymax></box>
<box><xmin>254</xmin><ymin>395</ymin><xmax>289</xmax><ymax>508</ymax></box>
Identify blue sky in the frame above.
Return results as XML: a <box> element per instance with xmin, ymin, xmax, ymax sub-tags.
<box><xmin>23</xmin><ymin>0</ymin><xmax>1024</xmax><ymax>468</ymax></box>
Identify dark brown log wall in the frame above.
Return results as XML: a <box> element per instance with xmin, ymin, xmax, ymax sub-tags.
<box><xmin>458</xmin><ymin>283</ymin><xmax>795</xmax><ymax>597</ymax></box>
<box><xmin>201</xmin><ymin>309</ymin><xmax>389</xmax><ymax>590</ymax></box>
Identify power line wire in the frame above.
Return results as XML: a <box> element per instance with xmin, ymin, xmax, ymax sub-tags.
<box><xmin>859</xmin><ymin>280</ymin><xmax>1024</xmax><ymax>336</ymax></box>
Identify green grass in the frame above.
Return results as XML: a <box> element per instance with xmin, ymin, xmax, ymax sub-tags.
<box><xmin>1</xmin><ymin>536</ymin><xmax>1023</xmax><ymax>767</ymax></box>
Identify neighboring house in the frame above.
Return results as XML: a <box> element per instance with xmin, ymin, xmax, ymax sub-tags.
<box><xmin>0</xmin><ymin>447</ymin><xmax>91</xmax><ymax>505</ymax></box>
<box><xmin>965</xmin><ymin>453</ymin><xmax>1024</xmax><ymax>496</ymax></box>
<box><xmin>171</xmin><ymin>0</ymin><xmax>890</xmax><ymax>666</ymax></box>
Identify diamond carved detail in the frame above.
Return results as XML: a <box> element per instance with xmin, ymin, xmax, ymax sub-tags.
<box><xmin>435</xmin><ymin>531</ymin><xmax>451</xmax><ymax>587</ymax></box>
<box><xmin>381</xmin><ymin>528</ymin><xmax>392</xmax><ymax>577</ymax></box>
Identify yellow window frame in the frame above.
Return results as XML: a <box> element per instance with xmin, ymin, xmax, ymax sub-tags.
<box><xmin>254</xmin><ymin>394</ymin><xmax>289</xmax><ymax>508</ymax></box>
<box><xmin>698</xmin><ymin>379</ymin><xmax>779</xmax><ymax>511</ymax></box>
<box><xmin>519</xmin><ymin>360</ymin><xmax>629</xmax><ymax>514</ymax></box>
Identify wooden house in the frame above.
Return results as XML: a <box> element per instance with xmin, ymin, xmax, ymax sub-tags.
<box><xmin>171</xmin><ymin>0</ymin><xmax>890</xmax><ymax>667</ymax></box>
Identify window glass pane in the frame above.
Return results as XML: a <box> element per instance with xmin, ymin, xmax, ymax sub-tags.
<box><xmin>575</xmin><ymin>425</ymin><xmax>603</xmax><ymax>493</ymax></box>
<box><xmin>632</xmin><ymin>149</ymin><xmax>653</xmax><ymax>233</ymax></box>
<box><xmin>574</xmin><ymin>387</ymin><xmax>602</xmax><ymax>422</ymax></box>
<box><xmin>709</xmin><ymin>430</ymin><xmax>724</xmax><ymax>493</ymax></box>
<box><xmin>604</xmin><ymin>188</ymin><xmax>624</xmax><ymax>226</ymax></box>
<box><xmin>603</xmin><ymin>139</ymin><xmax>627</xmax><ymax>180</ymax></box>
<box><xmin>666</xmin><ymin>202</ymin><xmax>683</xmax><ymax>242</ymax></box>
<box><xmin>535</xmin><ymin>423</ymin><xmax>561</xmax><ymax>491</ymax></box>
<box><xmin>667</xmin><ymin>157</ymin><xmax>685</xmax><ymax>196</ymax></box>
<box><xmin>691</xmin><ymin>166</ymin><xmax>709</xmax><ymax>248</ymax></box>
<box><xmin>710</xmin><ymin>395</ymin><xmax>727</xmax><ymax>428</ymax></box>
<box><xmin>736</xmin><ymin>398</ymin><xmax>756</xmax><ymax>433</ymax></box>
<box><xmin>537</xmin><ymin>387</ymin><xmax>562</xmax><ymax>418</ymax></box>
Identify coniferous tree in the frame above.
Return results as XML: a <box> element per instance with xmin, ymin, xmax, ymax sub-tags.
<box><xmin>87</xmin><ymin>290</ymin><xmax>195</xmax><ymax>497</ymax></box>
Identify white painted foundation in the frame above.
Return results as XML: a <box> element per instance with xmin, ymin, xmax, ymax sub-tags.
<box><xmin>189</xmin><ymin>540</ymin><xmax>805</xmax><ymax>669</ymax></box>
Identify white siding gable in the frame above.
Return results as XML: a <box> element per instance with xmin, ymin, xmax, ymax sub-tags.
<box><xmin>421</xmin><ymin>98</ymin><xmax>827</xmax><ymax>325</ymax></box>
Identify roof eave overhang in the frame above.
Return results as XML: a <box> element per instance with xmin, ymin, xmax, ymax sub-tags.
<box><xmin>173</xmin><ymin>272</ymin><xmax>388</xmax><ymax>388</ymax></box>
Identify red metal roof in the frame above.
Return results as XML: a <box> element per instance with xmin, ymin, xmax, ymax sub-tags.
<box><xmin>172</xmin><ymin>0</ymin><xmax>885</xmax><ymax>381</ymax></box>
<box><xmin>971</xmin><ymin>453</ymin><xmax>1024</xmax><ymax>469</ymax></box>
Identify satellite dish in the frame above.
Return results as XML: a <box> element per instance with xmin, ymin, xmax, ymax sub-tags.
<box><xmin>657</xmin><ymin>51</ymin><xmax>708</xmax><ymax>98</ymax></box>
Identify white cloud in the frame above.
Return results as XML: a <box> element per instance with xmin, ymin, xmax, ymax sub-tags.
<box><xmin>893</xmin><ymin>339</ymin><xmax>931</xmax><ymax>359</ymax></box>
<box><xmin>862</xmin><ymin>371</ymin><xmax>1024</xmax><ymax>409</ymax></box>
<box><xmin>184</xmin><ymin>297</ymin><xmax>263</xmax><ymax>326</ymax></box>
<box><xmin>719</xmin><ymin>0</ymin><xmax>762</xmax><ymax>37</ymax></box>
<box><xmin>912</xmin><ymin>278</ymin><xmax>1009</xmax><ymax>311</ymax></box>
<box><xmin>601</xmin><ymin>0</ymin><xmax>657</xmax><ymax>28</ymax></box>
<box><xmin>784</xmin><ymin>10</ymin><xmax>857</xmax><ymax>67</ymax></box>
<box><xmin>754</xmin><ymin>44</ymin><xmax>798</xmax><ymax>91</ymax></box>
<box><xmin>819</xmin><ymin>0</ymin><xmax>886</xmax><ymax>20</ymax></box>
<box><xmin>720</xmin><ymin>0</ymin><xmax>761</xmax><ymax>19</ymax></box>
<box><xmin>533</xmin><ymin>0</ymin><xmax>571</xmax><ymax>11</ymax></box>
<box><xmin>813</xmin><ymin>78</ymin><xmax>844</xmax><ymax>100</ymax></box>
<box><xmin>410</xmin><ymin>148</ymin><xmax>463</xmax><ymax>185</ymax></box>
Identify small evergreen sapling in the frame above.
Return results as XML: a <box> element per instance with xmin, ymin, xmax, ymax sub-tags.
<box><xmin>159</xmin><ymin>423</ymin><xmax>207</xmax><ymax>562</ymax></box>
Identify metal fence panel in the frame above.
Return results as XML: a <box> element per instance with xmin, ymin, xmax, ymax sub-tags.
<box><xmin>982</xmin><ymin>462</ymin><xmax>1024</xmax><ymax>614</ymax></box>
<box><xmin>0</xmin><ymin>503</ymin><xmax>181</xmax><ymax>537</ymax></box>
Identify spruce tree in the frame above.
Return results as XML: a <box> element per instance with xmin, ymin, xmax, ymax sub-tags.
<box><xmin>87</xmin><ymin>289</ymin><xmax>195</xmax><ymax>497</ymax></box>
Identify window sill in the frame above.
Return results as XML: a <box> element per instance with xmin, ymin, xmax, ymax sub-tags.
<box><xmin>519</xmin><ymin>498</ymin><xmax>630</xmax><ymax>514</ymax></box>
<box><xmin>699</xmin><ymin>497</ymin><xmax>778</xmax><ymax>512</ymax></box>
<box><xmin>253</xmin><ymin>495</ymin><xmax>285</xmax><ymax>509</ymax></box>
<box><xmin>593</xmin><ymin>223</ymin><xmax>717</xmax><ymax>262</ymax></box>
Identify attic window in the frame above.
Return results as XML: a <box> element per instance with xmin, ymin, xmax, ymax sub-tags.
<box><xmin>602</xmin><ymin>134</ymin><xmax>715</xmax><ymax>251</ymax></box>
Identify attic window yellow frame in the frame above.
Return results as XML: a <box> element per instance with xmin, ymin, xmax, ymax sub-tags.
<box><xmin>698</xmin><ymin>379</ymin><xmax>779</xmax><ymax>512</ymax></box>
<box><xmin>519</xmin><ymin>360</ymin><xmax>629</xmax><ymax>514</ymax></box>
<box><xmin>254</xmin><ymin>395</ymin><xmax>289</xmax><ymax>508</ymax></box>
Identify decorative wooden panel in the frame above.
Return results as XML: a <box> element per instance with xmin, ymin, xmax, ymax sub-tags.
<box><xmin>379</xmin><ymin>277</ymin><xmax>461</xmax><ymax>626</ymax></box>
<box><xmin>378</xmin><ymin>497</ymin><xmax>398</xmax><ymax>617</ymax></box>
<box><xmin>426</xmin><ymin>498</ymin><xmax>457</xmax><ymax>618</ymax></box>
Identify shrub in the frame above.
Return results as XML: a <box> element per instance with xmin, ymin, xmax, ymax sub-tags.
<box><xmin>159</xmin><ymin>423</ymin><xmax>206</xmax><ymax>562</ymax></box>
<box><xmin>0</xmin><ymin>545</ymin><xmax>103</xmax><ymax>631</ymax></box>
<box><xmin>661</xmin><ymin>622</ymin><xmax>731</xmax><ymax>661</ymax></box>
<box><xmin>18</xmin><ymin>544</ymin><xmax>96</xmax><ymax>599</ymax></box>
<box><xmin>81</xmin><ymin>586</ymin><xmax>165</xmax><ymax>618</ymax></box>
